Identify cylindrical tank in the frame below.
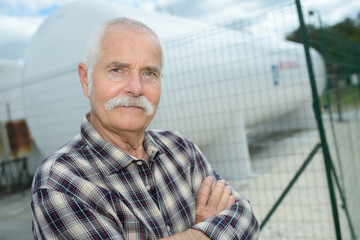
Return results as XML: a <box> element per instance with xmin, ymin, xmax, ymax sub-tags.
<box><xmin>0</xmin><ymin>59</ymin><xmax>23</xmax><ymax>121</ymax></box>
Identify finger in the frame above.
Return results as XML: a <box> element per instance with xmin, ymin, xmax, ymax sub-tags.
<box><xmin>216</xmin><ymin>185</ymin><xmax>232</xmax><ymax>212</ymax></box>
<box><xmin>196</xmin><ymin>176</ymin><xmax>213</xmax><ymax>207</ymax></box>
<box><xmin>207</xmin><ymin>180</ymin><xmax>225</xmax><ymax>208</ymax></box>
<box><xmin>227</xmin><ymin>195</ymin><xmax>236</xmax><ymax>208</ymax></box>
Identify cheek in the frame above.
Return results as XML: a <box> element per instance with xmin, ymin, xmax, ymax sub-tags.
<box><xmin>147</xmin><ymin>85</ymin><xmax>161</xmax><ymax>106</ymax></box>
<box><xmin>92</xmin><ymin>80</ymin><xmax>121</xmax><ymax>103</ymax></box>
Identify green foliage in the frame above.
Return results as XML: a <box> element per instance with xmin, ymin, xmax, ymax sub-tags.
<box><xmin>332</xmin><ymin>13</ymin><xmax>360</xmax><ymax>44</ymax></box>
<box><xmin>286</xmin><ymin>12</ymin><xmax>360</xmax><ymax>87</ymax></box>
<box><xmin>320</xmin><ymin>85</ymin><xmax>360</xmax><ymax>111</ymax></box>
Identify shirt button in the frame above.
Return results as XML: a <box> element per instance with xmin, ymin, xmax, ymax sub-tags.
<box><xmin>146</xmin><ymin>185</ymin><xmax>151</xmax><ymax>191</ymax></box>
<box><xmin>136</xmin><ymin>161</ymin><xmax>143</xmax><ymax>166</ymax></box>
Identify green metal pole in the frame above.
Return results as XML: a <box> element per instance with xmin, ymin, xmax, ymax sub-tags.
<box><xmin>260</xmin><ymin>144</ymin><xmax>321</xmax><ymax>230</ymax></box>
<box><xmin>331</xmin><ymin>162</ymin><xmax>357</xmax><ymax>240</ymax></box>
<box><xmin>355</xmin><ymin>44</ymin><xmax>360</xmax><ymax>111</ymax></box>
<box><xmin>309</xmin><ymin>9</ymin><xmax>345</xmax><ymax>193</ymax></box>
<box><xmin>295</xmin><ymin>1</ymin><xmax>342</xmax><ymax>239</ymax></box>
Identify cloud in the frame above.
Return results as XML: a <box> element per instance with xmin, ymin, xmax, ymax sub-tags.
<box><xmin>323</xmin><ymin>1</ymin><xmax>360</xmax><ymax>23</ymax></box>
<box><xmin>0</xmin><ymin>0</ymin><xmax>74</xmax><ymax>16</ymax></box>
<box><xmin>300</xmin><ymin>0</ymin><xmax>360</xmax><ymax>25</ymax></box>
<box><xmin>155</xmin><ymin>0</ymin><xmax>236</xmax><ymax>19</ymax></box>
<box><xmin>0</xmin><ymin>33</ymin><xmax>29</xmax><ymax>62</ymax></box>
<box><xmin>0</xmin><ymin>15</ymin><xmax>43</xmax><ymax>34</ymax></box>
<box><xmin>0</xmin><ymin>0</ymin><xmax>358</xmax><ymax>63</ymax></box>
<box><xmin>0</xmin><ymin>15</ymin><xmax>44</xmax><ymax>63</ymax></box>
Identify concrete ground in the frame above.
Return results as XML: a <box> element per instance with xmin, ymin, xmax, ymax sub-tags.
<box><xmin>232</xmin><ymin>114</ymin><xmax>360</xmax><ymax>239</ymax></box>
<box><xmin>0</xmin><ymin>189</ymin><xmax>32</xmax><ymax>240</ymax></box>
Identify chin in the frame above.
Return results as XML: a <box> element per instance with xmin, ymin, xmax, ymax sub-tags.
<box><xmin>113</xmin><ymin>117</ymin><xmax>150</xmax><ymax>132</ymax></box>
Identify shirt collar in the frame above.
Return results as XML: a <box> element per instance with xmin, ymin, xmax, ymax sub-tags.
<box><xmin>143</xmin><ymin>131</ymin><xmax>161</xmax><ymax>162</ymax></box>
<box><xmin>80</xmin><ymin>113</ymin><xmax>160</xmax><ymax>174</ymax></box>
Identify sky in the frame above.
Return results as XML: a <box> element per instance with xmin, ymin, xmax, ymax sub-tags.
<box><xmin>0</xmin><ymin>0</ymin><xmax>359</xmax><ymax>64</ymax></box>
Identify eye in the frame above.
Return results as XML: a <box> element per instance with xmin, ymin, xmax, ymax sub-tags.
<box><xmin>110</xmin><ymin>67</ymin><xmax>130</xmax><ymax>76</ymax></box>
<box><xmin>145</xmin><ymin>71</ymin><xmax>155</xmax><ymax>76</ymax></box>
<box><xmin>108</xmin><ymin>67</ymin><xmax>129</xmax><ymax>81</ymax></box>
<box><xmin>141</xmin><ymin>71</ymin><xmax>157</xmax><ymax>81</ymax></box>
<box><xmin>111</xmin><ymin>68</ymin><xmax>124</xmax><ymax>73</ymax></box>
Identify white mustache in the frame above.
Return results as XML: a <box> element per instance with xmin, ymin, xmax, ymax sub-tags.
<box><xmin>104</xmin><ymin>95</ymin><xmax>154</xmax><ymax>116</ymax></box>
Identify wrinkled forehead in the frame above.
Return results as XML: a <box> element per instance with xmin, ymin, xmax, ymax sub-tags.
<box><xmin>99</xmin><ymin>26</ymin><xmax>163</xmax><ymax>68</ymax></box>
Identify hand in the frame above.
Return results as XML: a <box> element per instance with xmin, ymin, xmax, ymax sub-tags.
<box><xmin>195</xmin><ymin>176</ymin><xmax>236</xmax><ymax>224</ymax></box>
<box><xmin>160</xmin><ymin>177</ymin><xmax>236</xmax><ymax>240</ymax></box>
<box><xmin>160</xmin><ymin>229</ymin><xmax>210</xmax><ymax>240</ymax></box>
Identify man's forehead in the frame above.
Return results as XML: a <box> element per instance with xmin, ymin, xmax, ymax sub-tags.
<box><xmin>101</xmin><ymin>27</ymin><xmax>161</xmax><ymax>51</ymax></box>
<box><xmin>97</xmin><ymin>53</ymin><xmax>163</xmax><ymax>73</ymax></box>
<box><xmin>96</xmin><ymin>25</ymin><xmax>163</xmax><ymax>68</ymax></box>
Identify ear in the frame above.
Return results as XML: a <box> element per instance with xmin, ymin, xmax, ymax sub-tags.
<box><xmin>78</xmin><ymin>63</ymin><xmax>90</xmax><ymax>98</ymax></box>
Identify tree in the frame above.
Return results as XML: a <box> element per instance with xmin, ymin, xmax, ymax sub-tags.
<box><xmin>286</xmin><ymin>12</ymin><xmax>360</xmax><ymax>85</ymax></box>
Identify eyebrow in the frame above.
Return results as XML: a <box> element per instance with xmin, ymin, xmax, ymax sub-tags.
<box><xmin>106</xmin><ymin>62</ymin><xmax>129</xmax><ymax>69</ymax></box>
<box><xmin>106</xmin><ymin>61</ymin><xmax>161</xmax><ymax>73</ymax></box>
<box><xmin>143</xmin><ymin>66</ymin><xmax>161</xmax><ymax>74</ymax></box>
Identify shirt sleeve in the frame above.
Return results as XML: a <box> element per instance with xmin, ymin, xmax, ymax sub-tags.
<box><xmin>190</xmin><ymin>144</ymin><xmax>260</xmax><ymax>240</ymax></box>
<box><xmin>31</xmin><ymin>188</ymin><xmax>126</xmax><ymax>240</ymax></box>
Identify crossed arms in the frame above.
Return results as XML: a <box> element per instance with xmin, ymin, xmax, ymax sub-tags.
<box><xmin>31</xmin><ymin>130</ymin><xmax>259</xmax><ymax>239</ymax></box>
<box><xmin>163</xmin><ymin>176</ymin><xmax>236</xmax><ymax>240</ymax></box>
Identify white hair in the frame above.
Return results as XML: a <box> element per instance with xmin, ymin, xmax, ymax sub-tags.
<box><xmin>84</xmin><ymin>17</ymin><xmax>163</xmax><ymax>96</ymax></box>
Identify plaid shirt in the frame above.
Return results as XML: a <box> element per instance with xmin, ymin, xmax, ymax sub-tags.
<box><xmin>31</xmin><ymin>114</ymin><xmax>259</xmax><ymax>240</ymax></box>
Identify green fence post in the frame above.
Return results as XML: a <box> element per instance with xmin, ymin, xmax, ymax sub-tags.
<box><xmin>295</xmin><ymin>0</ymin><xmax>342</xmax><ymax>239</ymax></box>
<box><xmin>260</xmin><ymin>144</ymin><xmax>322</xmax><ymax>230</ymax></box>
<box><xmin>331</xmin><ymin>162</ymin><xmax>358</xmax><ymax>240</ymax></box>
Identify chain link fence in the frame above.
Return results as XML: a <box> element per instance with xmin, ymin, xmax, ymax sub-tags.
<box><xmin>0</xmin><ymin>0</ymin><xmax>359</xmax><ymax>239</ymax></box>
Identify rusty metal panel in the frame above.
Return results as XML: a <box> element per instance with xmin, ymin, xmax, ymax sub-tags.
<box><xmin>0</xmin><ymin>121</ymin><xmax>10</xmax><ymax>161</ymax></box>
<box><xmin>0</xmin><ymin>119</ymin><xmax>33</xmax><ymax>162</ymax></box>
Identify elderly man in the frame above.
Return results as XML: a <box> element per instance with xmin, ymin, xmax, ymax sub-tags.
<box><xmin>31</xmin><ymin>18</ymin><xmax>259</xmax><ymax>239</ymax></box>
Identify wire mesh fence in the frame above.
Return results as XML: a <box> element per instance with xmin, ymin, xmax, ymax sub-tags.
<box><xmin>319</xmin><ymin>23</ymin><xmax>360</xmax><ymax>240</ymax></box>
<box><xmin>152</xmin><ymin>2</ymin><xmax>359</xmax><ymax>239</ymax></box>
<box><xmin>0</xmin><ymin>0</ymin><xmax>359</xmax><ymax>239</ymax></box>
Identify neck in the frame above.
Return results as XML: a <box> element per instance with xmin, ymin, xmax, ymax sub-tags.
<box><xmin>110</xmin><ymin>131</ymin><xmax>147</xmax><ymax>160</ymax></box>
<box><xmin>89</xmin><ymin>115</ymin><xmax>147</xmax><ymax>160</ymax></box>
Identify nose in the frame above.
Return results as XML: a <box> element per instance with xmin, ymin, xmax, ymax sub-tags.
<box><xmin>124</xmin><ymin>71</ymin><xmax>144</xmax><ymax>96</ymax></box>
